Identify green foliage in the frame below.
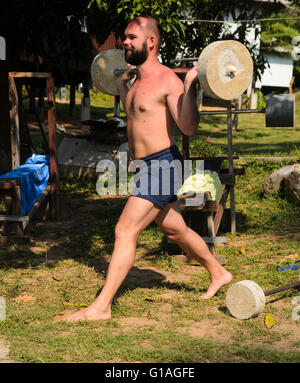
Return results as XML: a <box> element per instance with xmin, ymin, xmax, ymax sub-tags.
<box><xmin>256</xmin><ymin>90</ymin><xmax>266</xmax><ymax>110</ymax></box>
<box><xmin>87</xmin><ymin>0</ymin><xmax>276</xmax><ymax>75</ymax></box>
<box><xmin>261</xmin><ymin>11</ymin><xmax>300</xmax><ymax>55</ymax></box>
<box><xmin>260</xmin><ymin>4</ymin><xmax>300</xmax><ymax>79</ymax></box>
<box><xmin>191</xmin><ymin>140</ymin><xmax>225</xmax><ymax>157</ymax></box>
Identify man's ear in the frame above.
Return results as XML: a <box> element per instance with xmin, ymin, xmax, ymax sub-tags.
<box><xmin>148</xmin><ymin>34</ymin><xmax>156</xmax><ymax>50</ymax></box>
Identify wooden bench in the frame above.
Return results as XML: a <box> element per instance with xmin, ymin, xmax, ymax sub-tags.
<box><xmin>167</xmin><ymin>167</ymin><xmax>245</xmax><ymax>266</ymax></box>
<box><xmin>0</xmin><ymin>177</ymin><xmax>50</xmax><ymax>241</ymax></box>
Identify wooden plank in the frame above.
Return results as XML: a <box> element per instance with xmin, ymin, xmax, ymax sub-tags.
<box><xmin>201</xmin><ymin>236</ymin><xmax>227</xmax><ymax>243</ymax></box>
<box><xmin>0</xmin><ymin>178</ymin><xmax>20</xmax><ymax>185</ymax></box>
<box><xmin>0</xmin><ymin>184</ymin><xmax>50</xmax><ymax>228</ymax></box>
<box><xmin>27</xmin><ymin>184</ymin><xmax>50</xmax><ymax>221</ymax></box>
<box><xmin>179</xmin><ymin>201</ymin><xmax>219</xmax><ymax>212</ymax></box>
<box><xmin>218</xmin><ymin>173</ymin><xmax>235</xmax><ymax>185</ymax></box>
<box><xmin>201</xmin><ymin>200</ymin><xmax>219</xmax><ymax>211</ymax></box>
<box><xmin>0</xmin><ymin>215</ymin><xmax>29</xmax><ymax>222</ymax></box>
<box><xmin>219</xmin><ymin>168</ymin><xmax>245</xmax><ymax>176</ymax></box>
<box><xmin>8</xmin><ymin>72</ymin><xmax>52</xmax><ymax>78</ymax></box>
<box><xmin>0</xmin><ymin>182</ymin><xmax>14</xmax><ymax>190</ymax></box>
<box><xmin>179</xmin><ymin>192</ymin><xmax>219</xmax><ymax>212</ymax></box>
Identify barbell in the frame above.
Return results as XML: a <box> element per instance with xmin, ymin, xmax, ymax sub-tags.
<box><xmin>90</xmin><ymin>41</ymin><xmax>295</xmax><ymax>127</ymax></box>
<box><xmin>226</xmin><ymin>276</ymin><xmax>300</xmax><ymax>320</ymax></box>
<box><xmin>91</xmin><ymin>40</ymin><xmax>253</xmax><ymax>99</ymax></box>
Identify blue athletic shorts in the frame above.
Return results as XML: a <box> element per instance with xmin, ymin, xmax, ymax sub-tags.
<box><xmin>129</xmin><ymin>145</ymin><xmax>184</xmax><ymax>209</ymax></box>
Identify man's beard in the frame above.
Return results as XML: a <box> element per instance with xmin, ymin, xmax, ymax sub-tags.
<box><xmin>125</xmin><ymin>41</ymin><xmax>148</xmax><ymax>65</ymax></box>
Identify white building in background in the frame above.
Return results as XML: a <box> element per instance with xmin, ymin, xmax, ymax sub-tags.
<box><xmin>222</xmin><ymin>10</ymin><xmax>294</xmax><ymax>91</ymax></box>
<box><xmin>256</xmin><ymin>51</ymin><xmax>294</xmax><ymax>88</ymax></box>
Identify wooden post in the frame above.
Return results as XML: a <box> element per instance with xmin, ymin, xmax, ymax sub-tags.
<box><xmin>8</xmin><ymin>77</ymin><xmax>20</xmax><ymax>169</ymax></box>
<box><xmin>0</xmin><ymin>61</ymin><xmax>11</xmax><ymax>172</ymax></box>
<box><xmin>232</xmin><ymin>96</ymin><xmax>242</xmax><ymax>131</ymax></box>
<box><xmin>289</xmin><ymin>76</ymin><xmax>295</xmax><ymax>94</ymax></box>
<box><xmin>47</xmin><ymin>76</ymin><xmax>59</xmax><ymax>220</ymax></box>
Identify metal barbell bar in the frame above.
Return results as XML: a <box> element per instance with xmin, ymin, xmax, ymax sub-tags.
<box><xmin>91</xmin><ymin>40</ymin><xmax>253</xmax><ymax>99</ymax></box>
<box><xmin>199</xmin><ymin>94</ymin><xmax>295</xmax><ymax>128</ymax></box>
<box><xmin>90</xmin><ymin>42</ymin><xmax>295</xmax><ymax>127</ymax></box>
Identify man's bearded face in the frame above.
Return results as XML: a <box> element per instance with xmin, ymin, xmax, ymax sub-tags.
<box><xmin>125</xmin><ymin>40</ymin><xmax>148</xmax><ymax>65</ymax></box>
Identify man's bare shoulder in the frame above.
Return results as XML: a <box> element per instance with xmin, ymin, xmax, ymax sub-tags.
<box><xmin>157</xmin><ymin>64</ymin><xmax>184</xmax><ymax>92</ymax></box>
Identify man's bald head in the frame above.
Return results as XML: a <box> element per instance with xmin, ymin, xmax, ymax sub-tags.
<box><xmin>128</xmin><ymin>16</ymin><xmax>162</xmax><ymax>53</ymax></box>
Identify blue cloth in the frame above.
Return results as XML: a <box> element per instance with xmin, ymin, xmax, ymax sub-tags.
<box><xmin>0</xmin><ymin>154</ymin><xmax>50</xmax><ymax>215</ymax></box>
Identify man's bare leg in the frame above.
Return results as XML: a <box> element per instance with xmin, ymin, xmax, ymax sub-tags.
<box><xmin>155</xmin><ymin>202</ymin><xmax>232</xmax><ymax>298</ymax></box>
<box><xmin>64</xmin><ymin>197</ymin><xmax>161</xmax><ymax>322</ymax></box>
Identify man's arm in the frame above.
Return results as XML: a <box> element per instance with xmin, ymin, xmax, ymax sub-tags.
<box><xmin>166</xmin><ymin>65</ymin><xmax>200</xmax><ymax>136</ymax></box>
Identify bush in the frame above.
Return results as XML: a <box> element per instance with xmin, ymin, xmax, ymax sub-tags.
<box><xmin>256</xmin><ymin>90</ymin><xmax>266</xmax><ymax>109</ymax></box>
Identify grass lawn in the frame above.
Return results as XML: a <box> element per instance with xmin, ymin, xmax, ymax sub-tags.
<box><xmin>0</xmin><ymin>90</ymin><xmax>299</xmax><ymax>363</ymax></box>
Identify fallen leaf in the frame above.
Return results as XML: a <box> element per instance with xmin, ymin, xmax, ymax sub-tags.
<box><xmin>14</xmin><ymin>294</ymin><xmax>36</xmax><ymax>303</ymax></box>
<box><xmin>239</xmin><ymin>247</ymin><xmax>246</xmax><ymax>256</ymax></box>
<box><xmin>264</xmin><ymin>314</ymin><xmax>276</xmax><ymax>329</ymax></box>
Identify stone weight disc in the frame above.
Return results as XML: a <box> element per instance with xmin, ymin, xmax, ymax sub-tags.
<box><xmin>265</xmin><ymin>94</ymin><xmax>295</xmax><ymax>127</ymax></box>
<box><xmin>91</xmin><ymin>49</ymin><xmax>135</xmax><ymax>96</ymax></box>
<box><xmin>197</xmin><ymin>40</ymin><xmax>253</xmax><ymax>100</ymax></box>
<box><xmin>226</xmin><ymin>280</ymin><xmax>266</xmax><ymax>320</ymax></box>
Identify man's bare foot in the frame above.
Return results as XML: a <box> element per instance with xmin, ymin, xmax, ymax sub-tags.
<box><xmin>61</xmin><ymin>306</ymin><xmax>111</xmax><ymax>322</ymax></box>
<box><xmin>201</xmin><ymin>270</ymin><xmax>233</xmax><ymax>299</ymax></box>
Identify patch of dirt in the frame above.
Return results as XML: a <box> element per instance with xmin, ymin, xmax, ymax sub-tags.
<box><xmin>177</xmin><ymin>318</ymin><xmax>233</xmax><ymax>344</ymax></box>
<box><xmin>118</xmin><ymin>317</ymin><xmax>161</xmax><ymax>329</ymax></box>
<box><xmin>226</xmin><ymin>233</ymin><xmax>299</xmax><ymax>247</ymax></box>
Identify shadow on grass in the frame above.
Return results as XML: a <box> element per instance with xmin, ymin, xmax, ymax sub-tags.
<box><xmin>1</xmin><ymin>173</ymin><xmax>300</xmax><ymax>306</ymax></box>
<box><xmin>0</xmin><ymin>194</ymin><xmax>200</xmax><ymax>306</ymax></box>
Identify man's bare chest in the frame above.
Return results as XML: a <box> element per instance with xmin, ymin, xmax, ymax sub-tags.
<box><xmin>125</xmin><ymin>80</ymin><xmax>166</xmax><ymax>115</ymax></box>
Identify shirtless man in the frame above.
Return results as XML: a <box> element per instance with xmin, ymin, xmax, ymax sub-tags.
<box><xmin>64</xmin><ymin>16</ymin><xmax>232</xmax><ymax>322</ymax></box>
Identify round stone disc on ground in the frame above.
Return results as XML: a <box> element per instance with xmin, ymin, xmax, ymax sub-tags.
<box><xmin>226</xmin><ymin>280</ymin><xmax>266</xmax><ymax>320</ymax></box>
